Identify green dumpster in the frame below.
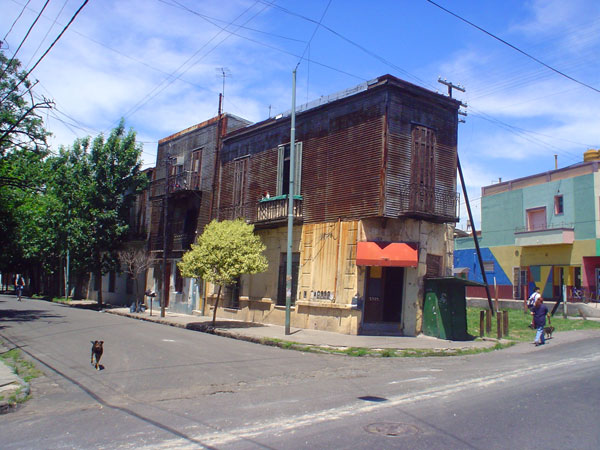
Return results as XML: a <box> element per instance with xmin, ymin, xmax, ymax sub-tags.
<box><xmin>423</xmin><ymin>277</ymin><xmax>484</xmax><ymax>341</ymax></box>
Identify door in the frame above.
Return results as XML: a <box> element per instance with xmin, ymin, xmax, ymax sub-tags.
<box><xmin>364</xmin><ymin>267</ymin><xmax>404</xmax><ymax>323</ymax></box>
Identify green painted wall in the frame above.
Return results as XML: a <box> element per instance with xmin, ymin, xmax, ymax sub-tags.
<box><xmin>480</xmin><ymin>189</ymin><xmax>523</xmax><ymax>247</ymax></box>
<box><xmin>574</xmin><ymin>174</ymin><xmax>595</xmax><ymax>239</ymax></box>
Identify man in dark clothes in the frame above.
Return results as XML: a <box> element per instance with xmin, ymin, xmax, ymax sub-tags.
<box><xmin>532</xmin><ymin>296</ymin><xmax>549</xmax><ymax>346</ymax></box>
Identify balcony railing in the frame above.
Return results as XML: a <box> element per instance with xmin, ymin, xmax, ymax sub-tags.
<box><xmin>514</xmin><ymin>223</ymin><xmax>574</xmax><ymax>246</ymax></box>
<box><xmin>172</xmin><ymin>233</ymin><xmax>196</xmax><ymax>251</ymax></box>
<box><xmin>151</xmin><ymin>171</ymin><xmax>201</xmax><ymax>198</ymax></box>
<box><xmin>398</xmin><ymin>184</ymin><xmax>459</xmax><ymax>221</ymax></box>
<box><xmin>255</xmin><ymin>195</ymin><xmax>303</xmax><ymax>224</ymax></box>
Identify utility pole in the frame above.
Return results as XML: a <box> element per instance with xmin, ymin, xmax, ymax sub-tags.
<box><xmin>285</xmin><ymin>67</ymin><xmax>298</xmax><ymax>335</ymax></box>
<box><xmin>439</xmin><ymin>77</ymin><xmax>495</xmax><ymax>316</ymax></box>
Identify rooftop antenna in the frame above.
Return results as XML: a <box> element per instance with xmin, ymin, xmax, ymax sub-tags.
<box><xmin>216</xmin><ymin>67</ymin><xmax>231</xmax><ymax>113</ymax></box>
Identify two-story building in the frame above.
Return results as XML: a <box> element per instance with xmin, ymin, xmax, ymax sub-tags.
<box><xmin>147</xmin><ymin>114</ymin><xmax>251</xmax><ymax>313</ymax></box>
<box><xmin>455</xmin><ymin>150</ymin><xmax>600</xmax><ymax>302</ymax></box>
<box><xmin>208</xmin><ymin>74</ymin><xmax>461</xmax><ymax>335</ymax></box>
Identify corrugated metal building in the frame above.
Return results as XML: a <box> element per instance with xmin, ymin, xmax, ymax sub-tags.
<box><xmin>209</xmin><ymin>74</ymin><xmax>461</xmax><ymax>335</ymax></box>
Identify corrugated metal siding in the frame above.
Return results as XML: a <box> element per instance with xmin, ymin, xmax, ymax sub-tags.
<box><xmin>219</xmin><ymin>89</ymin><xmax>387</xmax><ymax>224</ymax></box>
<box><xmin>385</xmin><ymin>89</ymin><xmax>458</xmax><ymax>222</ymax></box>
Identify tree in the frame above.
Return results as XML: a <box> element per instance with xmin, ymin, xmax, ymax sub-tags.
<box><xmin>118</xmin><ymin>248</ymin><xmax>156</xmax><ymax>309</ymax></box>
<box><xmin>0</xmin><ymin>50</ymin><xmax>52</xmax><ymax>186</ymax></box>
<box><xmin>178</xmin><ymin>219</ymin><xmax>268</xmax><ymax>327</ymax></box>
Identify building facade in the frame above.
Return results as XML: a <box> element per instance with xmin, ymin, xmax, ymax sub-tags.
<box><xmin>209</xmin><ymin>75</ymin><xmax>461</xmax><ymax>335</ymax></box>
<box><xmin>147</xmin><ymin>114</ymin><xmax>251</xmax><ymax>313</ymax></box>
<box><xmin>455</xmin><ymin>151</ymin><xmax>600</xmax><ymax>302</ymax></box>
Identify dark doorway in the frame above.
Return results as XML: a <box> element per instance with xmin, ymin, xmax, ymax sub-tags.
<box><xmin>364</xmin><ymin>266</ymin><xmax>404</xmax><ymax>323</ymax></box>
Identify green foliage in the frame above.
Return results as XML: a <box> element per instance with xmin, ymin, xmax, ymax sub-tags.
<box><xmin>178</xmin><ymin>219</ymin><xmax>268</xmax><ymax>286</ymax></box>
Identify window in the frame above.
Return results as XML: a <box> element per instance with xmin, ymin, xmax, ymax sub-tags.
<box><xmin>108</xmin><ymin>271</ymin><xmax>116</xmax><ymax>293</ymax></box>
<box><xmin>233</xmin><ymin>157</ymin><xmax>248</xmax><ymax>218</ymax></box>
<box><xmin>126</xmin><ymin>275</ymin><xmax>133</xmax><ymax>294</ymax></box>
<box><xmin>526</xmin><ymin>207</ymin><xmax>547</xmax><ymax>231</ymax></box>
<box><xmin>276</xmin><ymin>142</ymin><xmax>302</xmax><ymax>196</ymax></box>
<box><xmin>554</xmin><ymin>195</ymin><xmax>564</xmax><ymax>215</ymax></box>
<box><xmin>410</xmin><ymin>126</ymin><xmax>436</xmax><ymax>211</ymax></box>
<box><xmin>483</xmin><ymin>261</ymin><xmax>495</xmax><ymax>273</ymax></box>
<box><xmin>190</xmin><ymin>149</ymin><xmax>202</xmax><ymax>189</ymax></box>
<box><xmin>175</xmin><ymin>265</ymin><xmax>183</xmax><ymax>293</ymax></box>
<box><xmin>224</xmin><ymin>278</ymin><xmax>240</xmax><ymax>309</ymax></box>
<box><xmin>277</xmin><ymin>252</ymin><xmax>300</xmax><ymax>306</ymax></box>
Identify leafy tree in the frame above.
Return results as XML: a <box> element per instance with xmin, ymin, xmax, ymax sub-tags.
<box><xmin>0</xmin><ymin>50</ymin><xmax>52</xmax><ymax>187</ymax></box>
<box><xmin>178</xmin><ymin>219</ymin><xmax>268</xmax><ymax>327</ymax></box>
<box><xmin>0</xmin><ymin>50</ymin><xmax>51</xmax><ymax>276</ymax></box>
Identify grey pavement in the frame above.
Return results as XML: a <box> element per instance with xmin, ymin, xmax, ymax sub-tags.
<box><xmin>0</xmin><ymin>296</ymin><xmax>500</xmax><ymax>415</ymax></box>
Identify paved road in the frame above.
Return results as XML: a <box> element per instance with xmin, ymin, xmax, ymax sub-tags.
<box><xmin>1</xmin><ymin>295</ymin><xmax>599</xmax><ymax>449</ymax></box>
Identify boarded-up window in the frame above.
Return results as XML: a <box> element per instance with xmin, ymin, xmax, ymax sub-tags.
<box><xmin>191</xmin><ymin>149</ymin><xmax>202</xmax><ymax>190</ymax></box>
<box><xmin>233</xmin><ymin>157</ymin><xmax>248</xmax><ymax>218</ymax></box>
<box><xmin>276</xmin><ymin>142</ymin><xmax>302</xmax><ymax>196</ymax></box>
<box><xmin>410</xmin><ymin>126</ymin><xmax>436</xmax><ymax>211</ymax></box>
<box><xmin>426</xmin><ymin>254</ymin><xmax>442</xmax><ymax>277</ymax></box>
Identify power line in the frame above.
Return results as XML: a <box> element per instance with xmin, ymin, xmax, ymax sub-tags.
<box><xmin>298</xmin><ymin>0</ymin><xmax>332</xmax><ymax>66</ymax></box>
<box><xmin>0</xmin><ymin>0</ymin><xmax>91</xmax><ymax>105</ymax></box>
<box><xmin>25</xmin><ymin>0</ymin><xmax>70</xmax><ymax>70</ymax></box>
<box><xmin>426</xmin><ymin>0</ymin><xmax>600</xmax><ymax>95</ymax></box>
<box><xmin>3</xmin><ymin>0</ymin><xmax>32</xmax><ymax>42</ymax></box>
<box><xmin>0</xmin><ymin>0</ymin><xmax>50</xmax><ymax>79</ymax></box>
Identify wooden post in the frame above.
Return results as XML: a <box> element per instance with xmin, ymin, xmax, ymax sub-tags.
<box><xmin>486</xmin><ymin>309</ymin><xmax>492</xmax><ymax>334</ymax></box>
<box><xmin>503</xmin><ymin>310</ymin><xmax>509</xmax><ymax>336</ymax></box>
<box><xmin>497</xmin><ymin>312</ymin><xmax>502</xmax><ymax>339</ymax></box>
<box><xmin>479</xmin><ymin>310</ymin><xmax>485</xmax><ymax>337</ymax></box>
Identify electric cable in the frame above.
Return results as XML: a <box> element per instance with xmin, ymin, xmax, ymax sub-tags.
<box><xmin>0</xmin><ymin>0</ymin><xmax>50</xmax><ymax>80</ymax></box>
<box><xmin>3</xmin><ymin>0</ymin><xmax>32</xmax><ymax>41</ymax></box>
<box><xmin>426</xmin><ymin>0</ymin><xmax>600</xmax><ymax>95</ymax></box>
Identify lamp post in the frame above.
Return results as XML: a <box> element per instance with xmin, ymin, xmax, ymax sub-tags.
<box><xmin>285</xmin><ymin>67</ymin><xmax>297</xmax><ymax>335</ymax></box>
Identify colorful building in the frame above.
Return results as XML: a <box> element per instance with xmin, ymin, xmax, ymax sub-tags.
<box><xmin>455</xmin><ymin>151</ymin><xmax>600</xmax><ymax>302</ymax></box>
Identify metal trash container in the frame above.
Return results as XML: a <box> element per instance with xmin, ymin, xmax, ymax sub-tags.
<box><xmin>423</xmin><ymin>277</ymin><xmax>483</xmax><ymax>341</ymax></box>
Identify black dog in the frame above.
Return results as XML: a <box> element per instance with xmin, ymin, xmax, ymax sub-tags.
<box><xmin>91</xmin><ymin>340</ymin><xmax>104</xmax><ymax>370</ymax></box>
<box><xmin>544</xmin><ymin>326</ymin><xmax>555</xmax><ymax>340</ymax></box>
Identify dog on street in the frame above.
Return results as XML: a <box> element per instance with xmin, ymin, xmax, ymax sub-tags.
<box><xmin>90</xmin><ymin>340</ymin><xmax>104</xmax><ymax>370</ymax></box>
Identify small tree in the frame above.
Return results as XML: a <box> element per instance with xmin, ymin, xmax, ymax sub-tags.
<box><xmin>118</xmin><ymin>248</ymin><xmax>156</xmax><ymax>309</ymax></box>
<box><xmin>178</xmin><ymin>219</ymin><xmax>268</xmax><ymax>327</ymax></box>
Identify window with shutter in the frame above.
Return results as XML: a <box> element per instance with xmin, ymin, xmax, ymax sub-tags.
<box><xmin>276</xmin><ymin>142</ymin><xmax>302</xmax><ymax>196</ymax></box>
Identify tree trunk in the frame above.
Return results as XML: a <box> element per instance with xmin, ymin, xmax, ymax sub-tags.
<box><xmin>212</xmin><ymin>285</ymin><xmax>222</xmax><ymax>327</ymax></box>
<box><xmin>95</xmin><ymin>268</ymin><xmax>103</xmax><ymax>308</ymax></box>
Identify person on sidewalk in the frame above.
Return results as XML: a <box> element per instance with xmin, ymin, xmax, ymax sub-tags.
<box><xmin>527</xmin><ymin>286</ymin><xmax>541</xmax><ymax>328</ymax></box>
<box><xmin>15</xmin><ymin>275</ymin><xmax>25</xmax><ymax>301</ymax></box>
<box><xmin>531</xmin><ymin>296</ymin><xmax>549</xmax><ymax>346</ymax></box>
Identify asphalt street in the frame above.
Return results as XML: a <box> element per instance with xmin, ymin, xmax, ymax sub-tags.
<box><xmin>1</xmin><ymin>295</ymin><xmax>599</xmax><ymax>449</ymax></box>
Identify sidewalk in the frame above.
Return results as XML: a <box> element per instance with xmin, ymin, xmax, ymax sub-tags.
<box><xmin>0</xmin><ymin>342</ymin><xmax>29</xmax><ymax>414</ymax></box>
<box><xmin>105</xmin><ymin>307</ymin><xmax>499</xmax><ymax>351</ymax></box>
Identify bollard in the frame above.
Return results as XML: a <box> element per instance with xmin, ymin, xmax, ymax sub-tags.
<box><xmin>497</xmin><ymin>312</ymin><xmax>502</xmax><ymax>339</ymax></box>
<box><xmin>485</xmin><ymin>309</ymin><xmax>492</xmax><ymax>335</ymax></box>
<box><xmin>503</xmin><ymin>310</ymin><xmax>509</xmax><ymax>336</ymax></box>
<box><xmin>479</xmin><ymin>310</ymin><xmax>485</xmax><ymax>337</ymax></box>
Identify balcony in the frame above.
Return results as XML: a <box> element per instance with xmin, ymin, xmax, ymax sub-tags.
<box><xmin>254</xmin><ymin>195</ymin><xmax>303</xmax><ymax>227</ymax></box>
<box><xmin>150</xmin><ymin>171</ymin><xmax>201</xmax><ymax>198</ymax></box>
<box><xmin>172</xmin><ymin>233</ymin><xmax>196</xmax><ymax>251</ymax></box>
<box><xmin>398</xmin><ymin>184</ymin><xmax>459</xmax><ymax>222</ymax></box>
<box><xmin>514</xmin><ymin>223</ymin><xmax>574</xmax><ymax>247</ymax></box>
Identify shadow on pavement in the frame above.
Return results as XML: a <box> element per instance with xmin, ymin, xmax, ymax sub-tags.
<box><xmin>0</xmin><ymin>309</ymin><xmax>63</xmax><ymax>328</ymax></box>
<box><xmin>186</xmin><ymin>320</ymin><xmax>266</xmax><ymax>332</ymax></box>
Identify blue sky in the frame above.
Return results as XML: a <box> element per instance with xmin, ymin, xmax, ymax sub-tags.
<box><xmin>2</xmin><ymin>0</ymin><xmax>599</xmax><ymax>229</ymax></box>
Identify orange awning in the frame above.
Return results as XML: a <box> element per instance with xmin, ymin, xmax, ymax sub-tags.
<box><xmin>356</xmin><ymin>242</ymin><xmax>418</xmax><ymax>267</ymax></box>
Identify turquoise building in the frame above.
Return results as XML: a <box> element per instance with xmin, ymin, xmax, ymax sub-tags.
<box><xmin>455</xmin><ymin>151</ymin><xmax>600</xmax><ymax>302</ymax></box>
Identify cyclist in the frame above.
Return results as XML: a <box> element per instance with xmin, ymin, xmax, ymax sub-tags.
<box><xmin>15</xmin><ymin>275</ymin><xmax>25</xmax><ymax>301</ymax></box>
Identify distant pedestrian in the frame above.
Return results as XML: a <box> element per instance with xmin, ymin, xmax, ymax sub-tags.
<box><xmin>15</xmin><ymin>275</ymin><xmax>25</xmax><ymax>301</ymax></box>
<box><xmin>531</xmin><ymin>296</ymin><xmax>549</xmax><ymax>346</ymax></box>
<box><xmin>527</xmin><ymin>286</ymin><xmax>541</xmax><ymax>328</ymax></box>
